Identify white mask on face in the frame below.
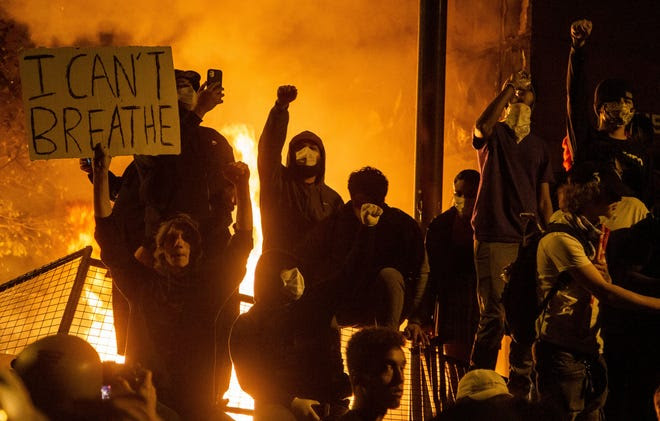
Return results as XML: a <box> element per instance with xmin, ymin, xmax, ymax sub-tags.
<box><xmin>280</xmin><ymin>267</ymin><xmax>305</xmax><ymax>300</ymax></box>
<box><xmin>177</xmin><ymin>86</ymin><xmax>198</xmax><ymax>110</ymax></box>
<box><xmin>295</xmin><ymin>146</ymin><xmax>320</xmax><ymax>167</ymax></box>
<box><xmin>503</xmin><ymin>102</ymin><xmax>532</xmax><ymax>142</ymax></box>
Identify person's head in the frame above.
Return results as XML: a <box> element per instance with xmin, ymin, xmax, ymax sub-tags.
<box><xmin>348</xmin><ymin>167</ymin><xmax>389</xmax><ymax>220</ymax></box>
<box><xmin>563</xmin><ymin>162</ymin><xmax>627</xmax><ymax>221</ymax></box>
<box><xmin>175</xmin><ymin>69</ymin><xmax>201</xmax><ymax>111</ymax></box>
<box><xmin>253</xmin><ymin>249</ymin><xmax>305</xmax><ymax>308</ymax></box>
<box><xmin>455</xmin><ymin>369</ymin><xmax>512</xmax><ymax>402</ymax></box>
<box><xmin>346</xmin><ymin>327</ymin><xmax>406</xmax><ymax>413</ymax></box>
<box><xmin>453</xmin><ymin>169</ymin><xmax>480</xmax><ymax>218</ymax></box>
<box><xmin>11</xmin><ymin>334</ymin><xmax>103</xmax><ymax>417</ymax></box>
<box><xmin>153</xmin><ymin>214</ymin><xmax>202</xmax><ymax>275</ymax></box>
<box><xmin>594</xmin><ymin>78</ymin><xmax>635</xmax><ymax>133</ymax></box>
<box><xmin>502</xmin><ymin>77</ymin><xmax>535</xmax><ymax>142</ymax></box>
<box><xmin>287</xmin><ymin>131</ymin><xmax>325</xmax><ymax>182</ymax></box>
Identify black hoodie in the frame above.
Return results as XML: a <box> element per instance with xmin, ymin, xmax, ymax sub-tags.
<box><xmin>258</xmin><ymin>104</ymin><xmax>343</xmax><ymax>254</ymax></box>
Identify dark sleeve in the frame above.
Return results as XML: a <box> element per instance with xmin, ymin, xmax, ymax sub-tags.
<box><xmin>258</xmin><ymin>105</ymin><xmax>289</xmax><ymax>185</ymax></box>
<box><xmin>210</xmin><ymin>229</ymin><xmax>254</xmax><ymax>309</ymax></box>
<box><xmin>95</xmin><ymin>216</ymin><xmax>152</xmax><ymax>299</ymax></box>
<box><xmin>229</xmin><ymin>313</ymin><xmax>295</xmax><ymax>406</ymax></box>
<box><xmin>401</xmin><ymin>216</ymin><xmax>428</xmax><ymax>320</ymax></box>
<box><xmin>538</xmin><ymin>140</ymin><xmax>555</xmax><ymax>184</ymax></box>
<box><xmin>566</xmin><ymin>45</ymin><xmax>590</xmax><ymax>163</ymax></box>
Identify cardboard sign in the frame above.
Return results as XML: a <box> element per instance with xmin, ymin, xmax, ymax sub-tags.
<box><xmin>19</xmin><ymin>46</ymin><xmax>181</xmax><ymax>160</ymax></box>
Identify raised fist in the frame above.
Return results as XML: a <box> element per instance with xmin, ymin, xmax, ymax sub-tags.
<box><xmin>276</xmin><ymin>85</ymin><xmax>298</xmax><ymax>107</ymax></box>
<box><xmin>508</xmin><ymin>70</ymin><xmax>532</xmax><ymax>91</ymax></box>
<box><xmin>570</xmin><ymin>19</ymin><xmax>592</xmax><ymax>48</ymax></box>
<box><xmin>360</xmin><ymin>203</ymin><xmax>383</xmax><ymax>227</ymax></box>
<box><xmin>223</xmin><ymin>161</ymin><xmax>250</xmax><ymax>185</ymax></box>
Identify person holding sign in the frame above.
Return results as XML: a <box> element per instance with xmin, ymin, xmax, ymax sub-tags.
<box><xmin>93</xmin><ymin>143</ymin><xmax>253</xmax><ymax>421</ymax></box>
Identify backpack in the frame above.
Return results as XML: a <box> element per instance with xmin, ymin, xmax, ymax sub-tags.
<box><xmin>501</xmin><ymin>222</ymin><xmax>591</xmax><ymax>346</ymax></box>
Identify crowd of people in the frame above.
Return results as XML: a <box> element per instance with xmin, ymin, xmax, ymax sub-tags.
<box><xmin>1</xmin><ymin>18</ymin><xmax>659</xmax><ymax>421</ymax></box>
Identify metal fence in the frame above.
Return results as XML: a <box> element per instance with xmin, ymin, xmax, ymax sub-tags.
<box><xmin>0</xmin><ymin>248</ymin><xmax>466</xmax><ymax>420</ymax></box>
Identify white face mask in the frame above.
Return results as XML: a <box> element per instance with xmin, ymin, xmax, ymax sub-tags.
<box><xmin>177</xmin><ymin>86</ymin><xmax>198</xmax><ymax>110</ymax></box>
<box><xmin>503</xmin><ymin>102</ymin><xmax>532</xmax><ymax>142</ymax></box>
<box><xmin>295</xmin><ymin>146</ymin><xmax>320</xmax><ymax>167</ymax></box>
<box><xmin>280</xmin><ymin>267</ymin><xmax>305</xmax><ymax>301</ymax></box>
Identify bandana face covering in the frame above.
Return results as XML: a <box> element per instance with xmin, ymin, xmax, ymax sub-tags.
<box><xmin>280</xmin><ymin>267</ymin><xmax>305</xmax><ymax>301</ymax></box>
<box><xmin>601</xmin><ymin>100</ymin><xmax>634</xmax><ymax>128</ymax></box>
<box><xmin>453</xmin><ymin>195</ymin><xmax>475</xmax><ymax>218</ymax></box>
<box><xmin>503</xmin><ymin>103</ymin><xmax>532</xmax><ymax>142</ymax></box>
<box><xmin>177</xmin><ymin>86</ymin><xmax>198</xmax><ymax>110</ymax></box>
<box><xmin>295</xmin><ymin>146</ymin><xmax>320</xmax><ymax>166</ymax></box>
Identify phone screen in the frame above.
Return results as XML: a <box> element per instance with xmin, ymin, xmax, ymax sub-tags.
<box><xmin>101</xmin><ymin>385</ymin><xmax>111</xmax><ymax>400</ymax></box>
<box><xmin>207</xmin><ymin>69</ymin><xmax>222</xmax><ymax>86</ymax></box>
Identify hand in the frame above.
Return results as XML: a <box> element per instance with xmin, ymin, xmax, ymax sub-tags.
<box><xmin>570</xmin><ymin>19</ymin><xmax>592</xmax><ymax>48</ymax></box>
<box><xmin>404</xmin><ymin>322</ymin><xmax>431</xmax><ymax>347</ymax></box>
<box><xmin>507</xmin><ymin>70</ymin><xmax>532</xmax><ymax>91</ymax></box>
<box><xmin>0</xmin><ymin>369</ymin><xmax>48</xmax><ymax>421</ymax></box>
<box><xmin>276</xmin><ymin>85</ymin><xmax>298</xmax><ymax>108</ymax></box>
<box><xmin>111</xmin><ymin>368</ymin><xmax>161</xmax><ymax>421</ymax></box>
<box><xmin>223</xmin><ymin>161</ymin><xmax>250</xmax><ymax>186</ymax></box>
<box><xmin>92</xmin><ymin>143</ymin><xmax>111</xmax><ymax>173</ymax></box>
<box><xmin>194</xmin><ymin>81</ymin><xmax>224</xmax><ymax>117</ymax></box>
<box><xmin>79</xmin><ymin>158</ymin><xmax>93</xmax><ymax>173</ymax></box>
<box><xmin>360</xmin><ymin>203</ymin><xmax>383</xmax><ymax>227</ymax></box>
<box><xmin>290</xmin><ymin>397</ymin><xmax>321</xmax><ymax>421</ymax></box>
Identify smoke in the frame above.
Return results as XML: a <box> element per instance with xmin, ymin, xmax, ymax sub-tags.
<box><xmin>1</xmin><ymin>0</ymin><xmax>419</xmax><ymax>280</ymax></box>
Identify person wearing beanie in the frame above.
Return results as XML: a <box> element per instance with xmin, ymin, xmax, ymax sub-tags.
<box><xmin>566</xmin><ymin>19</ymin><xmax>653</xmax><ymax>206</ymax></box>
<box><xmin>258</xmin><ymin>85</ymin><xmax>344</xmax><ymax>257</ymax></box>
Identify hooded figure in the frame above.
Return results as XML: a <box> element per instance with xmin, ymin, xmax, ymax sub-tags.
<box><xmin>258</xmin><ymin>85</ymin><xmax>343</xmax><ymax>254</ymax></box>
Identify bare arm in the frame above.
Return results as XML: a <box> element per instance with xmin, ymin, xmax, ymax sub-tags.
<box><xmin>568</xmin><ymin>263</ymin><xmax>660</xmax><ymax>312</ymax></box>
<box><xmin>537</xmin><ymin>182</ymin><xmax>553</xmax><ymax>228</ymax></box>
<box><xmin>92</xmin><ymin>144</ymin><xmax>112</xmax><ymax>218</ymax></box>
<box><xmin>474</xmin><ymin>84</ymin><xmax>515</xmax><ymax>145</ymax></box>
<box><xmin>225</xmin><ymin>162</ymin><xmax>253</xmax><ymax>232</ymax></box>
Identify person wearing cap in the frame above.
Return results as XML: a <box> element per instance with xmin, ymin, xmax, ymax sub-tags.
<box><xmin>566</xmin><ymin>19</ymin><xmax>653</xmax><ymax>206</ymax></box>
<box><xmin>339</xmin><ymin>327</ymin><xmax>406</xmax><ymax>421</ymax></box>
<box><xmin>469</xmin><ymin>69</ymin><xmax>554</xmax><ymax>398</ymax></box>
<box><xmin>258</xmin><ymin>85</ymin><xmax>343</xmax><ymax>257</ymax></box>
<box><xmin>534</xmin><ymin>162</ymin><xmax>660</xmax><ymax>420</ymax></box>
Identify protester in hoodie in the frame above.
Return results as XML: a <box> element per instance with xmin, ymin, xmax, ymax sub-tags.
<box><xmin>230</xmin><ymin>203</ymin><xmax>383</xmax><ymax>421</ymax></box>
<box><xmin>94</xmin><ymin>143</ymin><xmax>253</xmax><ymax>421</ymax></box>
<box><xmin>469</xmin><ymin>69</ymin><xmax>554</xmax><ymax>398</ymax></box>
<box><xmin>258</xmin><ymin>85</ymin><xmax>344</xmax><ymax>255</ymax></box>
<box><xmin>566</xmin><ymin>19</ymin><xmax>653</xmax><ymax>206</ymax></box>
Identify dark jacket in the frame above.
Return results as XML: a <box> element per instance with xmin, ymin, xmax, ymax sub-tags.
<box><xmin>566</xmin><ymin>44</ymin><xmax>653</xmax><ymax>205</ymax></box>
<box><xmin>95</xmin><ymin>215</ymin><xmax>252</xmax><ymax>420</ymax></box>
<box><xmin>258</xmin><ymin>104</ymin><xmax>343</xmax><ymax>254</ymax></box>
<box><xmin>297</xmin><ymin>201</ymin><xmax>426</xmax><ymax>319</ymax></box>
<box><xmin>136</xmin><ymin>107</ymin><xmax>235</xmax><ymax>246</ymax></box>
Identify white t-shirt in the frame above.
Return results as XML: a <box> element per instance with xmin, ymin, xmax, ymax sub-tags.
<box><xmin>601</xmin><ymin>196</ymin><xmax>649</xmax><ymax>231</ymax></box>
<box><xmin>536</xmin><ymin>231</ymin><xmax>603</xmax><ymax>354</ymax></box>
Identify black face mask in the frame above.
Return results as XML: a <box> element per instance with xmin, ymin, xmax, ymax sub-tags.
<box><xmin>293</xmin><ymin>164</ymin><xmax>320</xmax><ymax>179</ymax></box>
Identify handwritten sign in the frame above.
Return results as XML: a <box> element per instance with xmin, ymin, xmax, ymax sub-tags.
<box><xmin>19</xmin><ymin>46</ymin><xmax>181</xmax><ymax>160</ymax></box>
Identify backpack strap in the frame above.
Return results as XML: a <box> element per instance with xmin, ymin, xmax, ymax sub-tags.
<box><xmin>537</xmin><ymin>223</ymin><xmax>593</xmax><ymax>313</ymax></box>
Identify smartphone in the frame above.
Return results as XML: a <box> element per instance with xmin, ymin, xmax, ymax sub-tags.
<box><xmin>101</xmin><ymin>384</ymin><xmax>111</xmax><ymax>400</ymax></box>
<box><xmin>207</xmin><ymin>69</ymin><xmax>223</xmax><ymax>87</ymax></box>
<box><xmin>82</xmin><ymin>158</ymin><xmax>92</xmax><ymax>167</ymax></box>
